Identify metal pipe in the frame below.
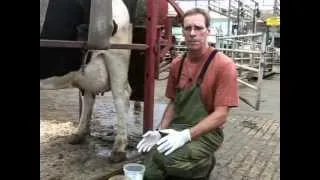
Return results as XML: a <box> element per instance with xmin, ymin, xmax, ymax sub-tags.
<box><xmin>143</xmin><ymin>0</ymin><xmax>159</xmax><ymax>132</ymax></box>
<box><xmin>239</xmin><ymin>96</ymin><xmax>256</xmax><ymax>109</ymax></box>
<box><xmin>227</xmin><ymin>0</ymin><xmax>231</xmax><ymax>35</ymax></box>
<box><xmin>235</xmin><ymin>63</ymin><xmax>259</xmax><ymax>72</ymax></box>
<box><xmin>238</xmin><ymin>48</ymin><xmax>244</xmax><ymax>75</ymax></box>
<box><xmin>238</xmin><ymin>79</ymin><xmax>258</xmax><ymax>90</ymax></box>
<box><xmin>234</xmin><ymin>57</ymin><xmax>272</xmax><ymax>60</ymax></box>
<box><xmin>252</xmin><ymin>4</ymin><xmax>256</xmax><ymax>33</ymax></box>
<box><xmin>222</xmin><ymin>39</ymin><xmax>245</xmax><ymax>43</ymax></box>
<box><xmin>273</xmin><ymin>0</ymin><xmax>279</xmax><ymax>15</ymax></box>
<box><xmin>237</xmin><ymin>0</ymin><xmax>241</xmax><ymax>35</ymax></box>
<box><xmin>167</xmin><ymin>0</ymin><xmax>184</xmax><ymax>20</ymax></box>
<box><xmin>217</xmin><ymin>48</ymin><xmax>261</xmax><ymax>54</ymax></box>
<box><xmin>40</xmin><ymin>39</ymin><xmax>149</xmax><ymax>50</ymax></box>
<box><xmin>234</xmin><ymin>58</ymin><xmax>252</xmax><ymax>60</ymax></box>
<box><xmin>217</xmin><ymin>32</ymin><xmax>263</xmax><ymax>39</ymax></box>
<box><xmin>208</xmin><ymin>5</ymin><xmax>238</xmax><ymax>19</ymax></box>
<box><xmin>255</xmin><ymin>33</ymin><xmax>267</xmax><ymax>110</ymax></box>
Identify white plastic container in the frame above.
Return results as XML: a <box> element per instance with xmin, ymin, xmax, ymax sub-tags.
<box><xmin>123</xmin><ymin>163</ymin><xmax>145</xmax><ymax>180</ymax></box>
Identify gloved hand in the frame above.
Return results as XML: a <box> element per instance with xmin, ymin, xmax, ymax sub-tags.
<box><xmin>136</xmin><ymin>130</ymin><xmax>161</xmax><ymax>153</ymax></box>
<box><xmin>156</xmin><ymin>129</ymin><xmax>191</xmax><ymax>156</ymax></box>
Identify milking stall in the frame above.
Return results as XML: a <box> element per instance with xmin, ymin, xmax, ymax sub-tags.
<box><xmin>40</xmin><ymin>0</ymin><xmax>280</xmax><ymax>180</ymax></box>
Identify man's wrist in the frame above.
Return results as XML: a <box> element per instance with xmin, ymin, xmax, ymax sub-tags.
<box><xmin>183</xmin><ymin>129</ymin><xmax>191</xmax><ymax>142</ymax></box>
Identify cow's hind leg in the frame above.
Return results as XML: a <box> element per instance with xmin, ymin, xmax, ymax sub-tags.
<box><xmin>68</xmin><ymin>91</ymin><xmax>95</xmax><ymax>144</ymax></box>
<box><xmin>110</xmin><ymin>80</ymin><xmax>131</xmax><ymax>162</ymax></box>
<box><xmin>105</xmin><ymin>52</ymin><xmax>131</xmax><ymax>162</ymax></box>
<box><xmin>109</xmin><ymin>80</ymin><xmax>131</xmax><ymax>162</ymax></box>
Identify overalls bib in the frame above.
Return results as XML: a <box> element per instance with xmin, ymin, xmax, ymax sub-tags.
<box><xmin>144</xmin><ymin>49</ymin><xmax>224</xmax><ymax>180</ymax></box>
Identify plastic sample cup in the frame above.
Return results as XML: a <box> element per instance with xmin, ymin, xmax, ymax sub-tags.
<box><xmin>123</xmin><ymin>163</ymin><xmax>145</xmax><ymax>180</ymax></box>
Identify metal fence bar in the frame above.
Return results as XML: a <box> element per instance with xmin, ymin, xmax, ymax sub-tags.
<box><xmin>222</xmin><ymin>39</ymin><xmax>244</xmax><ymax>43</ymax></box>
<box><xmin>239</xmin><ymin>96</ymin><xmax>256</xmax><ymax>109</ymax></box>
<box><xmin>40</xmin><ymin>39</ymin><xmax>149</xmax><ymax>50</ymax></box>
<box><xmin>235</xmin><ymin>63</ymin><xmax>259</xmax><ymax>72</ymax></box>
<box><xmin>213</xmin><ymin>32</ymin><xmax>270</xmax><ymax>111</ymax></box>
<box><xmin>234</xmin><ymin>58</ymin><xmax>252</xmax><ymax>60</ymax></box>
<box><xmin>237</xmin><ymin>79</ymin><xmax>258</xmax><ymax>90</ymax></box>
<box><xmin>234</xmin><ymin>57</ymin><xmax>273</xmax><ymax>60</ymax></box>
<box><xmin>216</xmin><ymin>48</ymin><xmax>261</xmax><ymax>54</ymax></box>
<box><xmin>217</xmin><ymin>32</ymin><xmax>263</xmax><ymax>39</ymax></box>
<box><xmin>254</xmin><ymin>33</ymin><xmax>267</xmax><ymax>110</ymax></box>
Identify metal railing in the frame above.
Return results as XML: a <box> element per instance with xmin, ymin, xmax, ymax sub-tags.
<box><xmin>216</xmin><ymin>32</ymin><xmax>266</xmax><ymax>110</ymax></box>
<box><xmin>40</xmin><ymin>39</ymin><xmax>149</xmax><ymax>50</ymax></box>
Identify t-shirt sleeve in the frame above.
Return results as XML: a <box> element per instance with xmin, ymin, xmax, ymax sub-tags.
<box><xmin>214</xmin><ymin>61</ymin><xmax>239</xmax><ymax>108</ymax></box>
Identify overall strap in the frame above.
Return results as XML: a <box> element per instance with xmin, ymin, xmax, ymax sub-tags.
<box><xmin>196</xmin><ymin>49</ymin><xmax>219</xmax><ymax>85</ymax></box>
<box><xmin>177</xmin><ymin>52</ymin><xmax>187</xmax><ymax>81</ymax></box>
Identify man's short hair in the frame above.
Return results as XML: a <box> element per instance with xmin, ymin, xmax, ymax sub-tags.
<box><xmin>182</xmin><ymin>8</ymin><xmax>210</xmax><ymax>28</ymax></box>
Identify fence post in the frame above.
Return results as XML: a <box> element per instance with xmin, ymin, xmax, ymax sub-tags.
<box><xmin>255</xmin><ymin>33</ymin><xmax>267</xmax><ymax>110</ymax></box>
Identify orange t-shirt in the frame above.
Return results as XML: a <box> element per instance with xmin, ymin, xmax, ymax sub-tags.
<box><xmin>165</xmin><ymin>47</ymin><xmax>239</xmax><ymax>113</ymax></box>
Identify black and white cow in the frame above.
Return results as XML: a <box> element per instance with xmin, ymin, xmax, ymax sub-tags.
<box><xmin>40</xmin><ymin>0</ymin><xmax>133</xmax><ymax>162</ymax></box>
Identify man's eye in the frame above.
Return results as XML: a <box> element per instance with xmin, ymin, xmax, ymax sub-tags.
<box><xmin>183</xmin><ymin>26</ymin><xmax>205</xmax><ymax>32</ymax></box>
<box><xmin>194</xmin><ymin>26</ymin><xmax>204</xmax><ymax>31</ymax></box>
<box><xmin>184</xmin><ymin>26</ymin><xmax>192</xmax><ymax>31</ymax></box>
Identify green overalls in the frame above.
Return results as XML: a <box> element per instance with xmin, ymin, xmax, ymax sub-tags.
<box><xmin>143</xmin><ymin>49</ymin><xmax>224</xmax><ymax>180</ymax></box>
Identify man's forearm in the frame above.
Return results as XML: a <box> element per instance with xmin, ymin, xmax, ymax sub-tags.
<box><xmin>159</xmin><ymin>101</ymin><xmax>175</xmax><ymax>129</ymax></box>
<box><xmin>190</xmin><ymin>107</ymin><xmax>229</xmax><ymax>140</ymax></box>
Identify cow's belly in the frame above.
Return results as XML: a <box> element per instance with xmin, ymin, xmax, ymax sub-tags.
<box><xmin>40</xmin><ymin>52</ymin><xmax>110</xmax><ymax>93</ymax></box>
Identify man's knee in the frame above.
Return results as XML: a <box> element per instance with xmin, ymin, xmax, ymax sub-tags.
<box><xmin>142</xmin><ymin>150</ymin><xmax>166</xmax><ymax>180</ymax></box>
<box><xmin>144</xmin><ymin>170</ymin><xmax>165</xmax><ymax>180</ymax></box>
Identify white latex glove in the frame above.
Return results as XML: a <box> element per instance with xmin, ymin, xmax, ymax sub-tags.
<box><xmin>136</xmin><ymin>130</ymin><xmax>161</xmax><ymax>153</ymax></box>
<box><xmin>156</xmin><ymin>129</ymin><xmax>191</xmax><ymax>156</ymax></box>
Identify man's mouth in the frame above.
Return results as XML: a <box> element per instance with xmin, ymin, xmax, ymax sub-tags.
<box><xmin>188</xmin><ymin>41</ymin><xmax>199</xmax><ymax>44</ymax></box>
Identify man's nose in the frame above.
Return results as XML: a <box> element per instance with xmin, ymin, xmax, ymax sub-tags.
<box><xmin>189</xmin><ymin>29</ymin><xmax>197</xmax><ymax>36</ymax></box>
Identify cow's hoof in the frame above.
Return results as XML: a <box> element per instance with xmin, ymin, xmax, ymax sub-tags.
<box><xmin>67</xmin><ymin>134</ymin><xmax>85</xmax><ymax>144</ymax></box>
<box><xmin>108</xmin><ymin>151</ymin><xmax>127</xmax><ymax>163</ymax></box>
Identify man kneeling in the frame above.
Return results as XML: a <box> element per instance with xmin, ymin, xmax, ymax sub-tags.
<box><xmin>137</xmin><ymin>8</ymin><xmax>239</xmax><ymax>180</ymax></box>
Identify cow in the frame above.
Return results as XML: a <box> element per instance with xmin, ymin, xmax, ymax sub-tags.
<box><xmin>40</xmin><ymin>0</ymin><xmax>133</xmax><ymax>162</ymax></box>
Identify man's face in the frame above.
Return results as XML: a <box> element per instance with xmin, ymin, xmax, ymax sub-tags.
<box><xmin>182</xmin><ymin>14</ymin><xmax>209</xmax><ymax>51</ymax></box>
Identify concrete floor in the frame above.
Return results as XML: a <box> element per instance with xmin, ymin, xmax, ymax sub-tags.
<box><xmin>40</xmin><ymin>74</ymin><xmax>280</xmax><ymax>180</ymax></box>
